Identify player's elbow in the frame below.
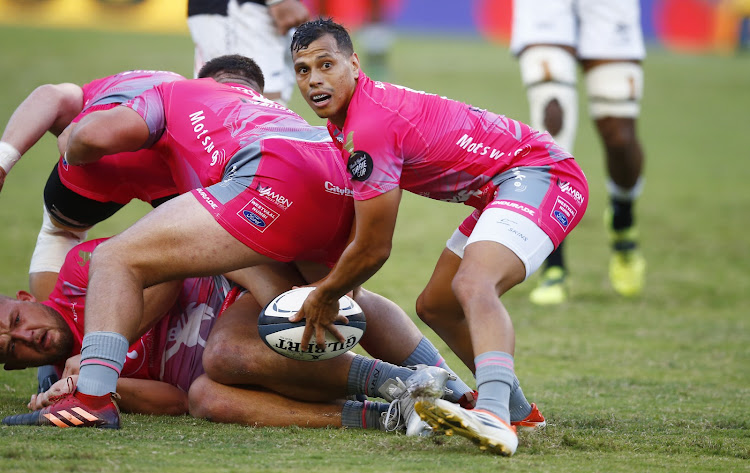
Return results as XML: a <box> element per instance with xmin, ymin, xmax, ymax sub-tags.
<box><xmin>65</xmin><ymin>125</ymin><xmax>107</xmax><ymax>165</ymax></box>
<box><xmin>364</xmin><ymin>239</ymin><xmax>392</xmax><ymax>269</ymax></box>
<box><xmin>188</xmin><ymin>375</ymin><xmax>229</xmax><ymax>422</ymax></box>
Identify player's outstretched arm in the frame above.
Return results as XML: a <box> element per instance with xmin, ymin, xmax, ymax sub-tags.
<box><xmin>0</xmin><ymin>83</ymin><xmax>83</xmax><ymax>193</ymax></box>
<box><xmin>28</xmin><ymin>373</ymin><xmax>188</xmax><ymax>416</ymax></box>
<box><xmin>61</xmin><ymin>106</ymin><xmax>150</xmax><ymax>166</ymax></box>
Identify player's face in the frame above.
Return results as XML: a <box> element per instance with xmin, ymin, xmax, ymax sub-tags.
<box><xmin>293</xmin><ymin>34</ymin><xmax>360</xmax><ymax>128</ymax></box>
<box><xmin>0</xmin><ymin>294</ymin><xmax>74</xmax><ymax>370</ymax></box>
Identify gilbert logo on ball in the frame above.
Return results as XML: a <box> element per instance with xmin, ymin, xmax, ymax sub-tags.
<box><xmin>258</xmin><ymin>287</ymin><xmax>366</xmax><ymax>361</ymax></box>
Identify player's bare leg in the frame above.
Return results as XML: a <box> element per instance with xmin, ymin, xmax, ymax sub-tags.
<box><xmin>231</xmin><ymin>260</ymin><xmax>476</xmax><ymax>404</ymax></box>
<box><xmin>203</xmin><ymin>294</ymin><xmax>356</xmax><ymax>402</ymax></box>
<box><xmin>189</xmin><ymin>375</ymin><xmax>347</xmax><ymax>428</ymax></box>
<box><xmin>584</xmin><ymin>59</ymin><xmax>646</xmax><ymax>296</ymax></box>
<box><xmin>416</xmin><ymin>241</ymin><xmax>526</xmax><ymax>455</ymax></box>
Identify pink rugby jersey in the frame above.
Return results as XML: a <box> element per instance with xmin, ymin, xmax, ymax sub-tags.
<box><xmin>59</xmin><ymin>70</ymin><xmax>185</xmax><ymax>204</ymax></box>
<box><xmin>43</xmin><ymin>239</ymin><xmax>160</xmax><ymax>380</ymax></box>
<box><xmin>43</xmin><ymin>239</ymin><xmax>222</xmax><ymax>389</ymax></box>
<box><xmin>81</xmin><ymin>70</ymin><xmax>186</xmax><ymax>110</ymax></box>
<box><xmin>327</xmin><ymin>71</ymin><xmax>573</xmax><ymax>208</ymax></box>
<box><xmin>124</xmin><ymin>78</ymin><xmax>331</xmax><ymax>192</ymax></box>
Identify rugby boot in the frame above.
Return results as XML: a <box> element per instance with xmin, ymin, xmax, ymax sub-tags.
<box><xmin>607</xmin><ymin>208</ymin><xmax>646</xmax><ymax>296</ymax></box>
<box><xmin>416</xmin><ymin>398</ymin><xmax>518</xmax><ymax>456</ymax></box>
<box><xmin>512</xmin><ymin>402</ymin><xmax>546</xmax><ymax>432</ymax></box>
<box><xmin>381</xmin><ymin>365</ymin><xmax>454</xmax><ymax>437</ymax></box>
<box><xmin>529</xmin><ymin>265</ymin><xmax>568</xmax><ymax>305</ymax></box>
<box><xmin>2</xmin><ymin>390</ymin><xmax>120</xmax><ymax>429</ymax></box>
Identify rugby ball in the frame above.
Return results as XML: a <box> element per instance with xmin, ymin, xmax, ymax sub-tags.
<box><xmin>258</xmin><ymin>287</ymin><xmax>366</xmax><ymax>361</ymax></box>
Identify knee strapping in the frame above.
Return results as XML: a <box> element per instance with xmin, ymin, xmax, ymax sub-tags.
<box><xmin>29</xmin><ymin>207</ymin><xmax>89</xmax><ymax>274</ymax></box>
<box><xmin>585</xmin><ymin>62</ymin><xmax>643</xmax><ymax>119</ymax></box>
<box><xmin>518</xmin><ymin>46</ymin><xmax>579</xmax><ymax>152</ymax></box>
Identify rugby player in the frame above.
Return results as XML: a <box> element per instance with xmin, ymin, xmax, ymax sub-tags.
<box><xmin>511</xmin><ymin>0</ymin><xmax>647</xmax><ymax>304</ymax></box>
<box><xmin>290</xmin><ymin>19</ymin><xmax>580</xmax><ymax>455</ymax></box>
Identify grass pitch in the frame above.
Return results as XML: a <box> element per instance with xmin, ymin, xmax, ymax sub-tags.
<box><xmin>0</xmin><ymin>25</ymin><xmax>748</xmax><ymax>473</ymax></box>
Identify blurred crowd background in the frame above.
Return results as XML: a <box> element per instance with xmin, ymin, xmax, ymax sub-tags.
<box><xmin>1</xmin><ymin>0</ymin><xmax>749</xmax><ymax>54</ymax></box>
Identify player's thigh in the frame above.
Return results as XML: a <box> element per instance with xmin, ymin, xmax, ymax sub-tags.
<box><xmin>228</xmin><ymin>1</ymin><xmax>291</xmax><ymax>99</ymax></box>
<box><xmin>462</xmin><ymin>207</ymin><xmax>551</xmax><ymax>291</ymax></box>
<box><xmin>98</xmin><ymin>192</ymin><xmax>277</xmax><ymax>285</ymax></box>
<box><xmin>577</xmin><ymin>0</ymin><xmax>645</xmax><ymax>60</ymax></box>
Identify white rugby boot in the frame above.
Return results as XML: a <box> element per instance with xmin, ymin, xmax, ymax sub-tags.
<box><xmin>380</xmin><ymin>365</ymin><xmax>454</xmax><ymax>437</ymax></box>
<box><xmin>415</xmin><ymin>398</ymin><xmax>518</xmax><ymax>456</ymax></box>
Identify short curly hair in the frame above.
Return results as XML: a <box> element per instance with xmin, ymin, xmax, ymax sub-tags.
<box><xmin>197</xmin><ymin>54</ymin><xmax>265</xmax><ymax>92</ymax></box>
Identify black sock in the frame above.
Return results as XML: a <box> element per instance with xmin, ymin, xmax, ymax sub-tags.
<box><xmin>611</xmin><ymin>198</ymin><xmax>634</xmax><ymax>231</ymax></box>
<box><xmin>546</xmin><ymin>241</ymin><xmax>565</xmax><ymax>270</ymax></box>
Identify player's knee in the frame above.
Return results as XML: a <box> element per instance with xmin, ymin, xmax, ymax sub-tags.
<box><xmin>29</xmin><ymin>207</ymin><xmax>89</xmax><ymax>275</ymax></box>
<box><xmin>585</xmin><ymin>62</ymin><xmax>643</xmax><ymax>120</ymax></box>
<box><xmin>450</xmin><ymin>271</ymin><xmax>483</xmax><ymax>306</ymax></box>
<box><xmin>89</xmin><ymin>238</ymin><xmax>127</xmax><ymax>273</ymax></box>
<box><xmin>187</xmin><ymin>375</ymin><xmax>216</xmax><ymax>420</ymax></box>
<box><xmin>201</xmin><ymin>336</ymin><xmax>239</xmax><ymax>382</ymax></box>
<box><xmin>596</xmin><ymin>117</ymin><xmax>638</xmax><ymax>150</ymax></box>
<box><xmin>203</xmin><ymin>331</ymin><xmax>261</xmax><ymax>383</ymax></box>
<box><xmin>415</xmin><ymin>291</ymin><xmax>439</xmax><ymax>326</ymax></box>
<box><xmin>519</xmin><ymin>46</ymin><xmax>579</xmax><ymax>150</ymax></box>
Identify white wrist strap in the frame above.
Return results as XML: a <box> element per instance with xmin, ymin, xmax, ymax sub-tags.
<box><xmin>266</xmin><ymin>0</ymin><xmax>288</xmax><ymax>6</ymax></box>
<box><xmin>0</xmin><ymin>141</ymin><xmax>21</xmax><ymax>174</ymax></box>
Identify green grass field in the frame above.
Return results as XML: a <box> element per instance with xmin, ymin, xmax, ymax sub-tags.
<box><xmin>0</xmin><ymin>25</ymin><xmax>748</xmax><ymax>472</ymax></box>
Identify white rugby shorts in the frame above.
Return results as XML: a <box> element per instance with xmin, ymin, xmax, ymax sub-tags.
<box><xmin>188</xmin><ymin>0</ymin><xmax>295</xmax><ymax>102</ymax></box>
<box><xmin>510</xmin><ymin>0</ymin><xmax>645</xmax><ymax>60</ymax></box>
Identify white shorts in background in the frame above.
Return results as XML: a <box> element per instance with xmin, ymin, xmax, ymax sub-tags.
<box><xmin>446</xmin><ymin>208</ymin><xmax>554</xmax><ymax>280</ymax></box>
<box><xmin>510</xmin><ymin>0</ymin><xmax>645</xmax><ymax>60</ymax></box>
<box><xmin>189</xmin><ymin>0</ymin><xmax>295</xmax><ymax>103</ymax></box>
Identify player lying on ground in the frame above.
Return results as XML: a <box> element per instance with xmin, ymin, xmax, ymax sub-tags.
<box><xmin>1</xmin><ymin>238</ymin><xmax>544</xmax><ymax>432</ymax></box>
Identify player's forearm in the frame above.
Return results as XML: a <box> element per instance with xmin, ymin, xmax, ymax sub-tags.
<box><xmin>115</xmin><ymin>378</ymin><xmax>188</xmax><ymax>416</ymax></box>
<box><xmin>1</xmin><ymin>83</ymin><xmax>82</xmax><ymax>155</ymax></box>
<box><xmin>317</xmin><ymin>238</ymin><xmax>390</xmax><ymax>302</ymax></box>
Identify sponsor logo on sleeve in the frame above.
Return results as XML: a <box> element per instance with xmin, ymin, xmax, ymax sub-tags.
<box><xmin>238</xmin><ymin>198</ymin><xmax>280</xmax><ymax>233</ymax></box>
<box><xmin>348</xmin><ymin>151</ymin><xmax>373</xmax><ymax>181</ymax></box>
<box><xmin>551</xmin><ymin>196</ymin><xmax>577</xmax><ymax>231</ymax></box>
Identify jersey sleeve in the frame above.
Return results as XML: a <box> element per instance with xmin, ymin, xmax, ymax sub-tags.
<box><xmin>122</xmin><ymin>86</ymin><xmax>167</xmax><ymax>149</ymax></box>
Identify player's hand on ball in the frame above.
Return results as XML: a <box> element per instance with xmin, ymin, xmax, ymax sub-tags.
<box><xmin>290</xmin><ymin>287</ymin><xmax>349</xmax><ymax>349</ymax></box>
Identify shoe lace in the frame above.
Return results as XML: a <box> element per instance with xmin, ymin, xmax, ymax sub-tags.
<box><xmin>383</xmin><ymin>399</ymin><xmax>404</xmax><ymax>432</ymax></box>
<box><xmin>45</xmin><ymin>377</ymin><xmax>77</xmax><ymax>406</ymax></box>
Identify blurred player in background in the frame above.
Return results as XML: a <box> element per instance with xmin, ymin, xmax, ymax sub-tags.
<box><xmin>187</xmin><ymin>0</ymin><xmax>310</xmax><ymax>105</ymax></box>
<box><xmin>291</xmin><ymin>19</ymin><xmax>574</xmax><ymax>456</ymax></box>
<box><xmin>316</xmin><ymin>0</ymin><xmax>395</xmax><ymax>81</ymax></box>
<box><xmin>511</xmin><ymin>0</ymin><xmax>647</xmax><ymax>304</ymax></box>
